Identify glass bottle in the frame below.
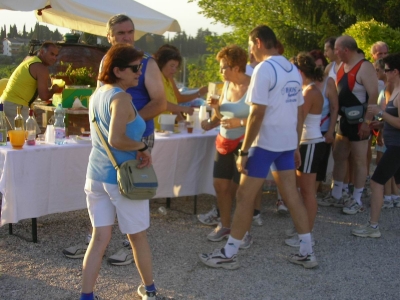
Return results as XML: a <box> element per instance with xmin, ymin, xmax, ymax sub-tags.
<box><xmin>26</xmin><ymin>108</ymin><xmax>37</xmax><ymax>146</ymax></box>
<box><xmin>54</xmin><ymin>104</ymin><xmax>66</xmax><ymax>145</ymax></box>
<box><xmin>0</xmin><ymin>103</ymin><xmax>7</xmax><ymax>146</ymax></box>
<box><xmin>14</xmin><ymin>105</ymin><xmax>24</xmax><ymax>130</ymax></box>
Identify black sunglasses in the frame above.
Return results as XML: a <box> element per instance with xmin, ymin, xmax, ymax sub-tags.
<box><xmin>123</xmin><ymin>63</ymin><xmax>143</xmax><ymax>73</ymax></box>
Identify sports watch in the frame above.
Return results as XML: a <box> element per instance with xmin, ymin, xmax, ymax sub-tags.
<box><xmin>238</xmin><ymin>149</ymin><xmax>248</xmax><ymax>156</ymax></box>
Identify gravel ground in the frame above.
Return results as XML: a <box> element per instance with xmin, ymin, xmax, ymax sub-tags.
<box><xmin>1</xmin><ymin>190</ymin><xmax>400</xmax><ymax>300</ymax></box>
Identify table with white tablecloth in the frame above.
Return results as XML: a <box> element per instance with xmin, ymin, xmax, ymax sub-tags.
<box><xmin>0</xmin><ymin>129</ymin><xmax>217</xmax><ymax>241</ymax></box>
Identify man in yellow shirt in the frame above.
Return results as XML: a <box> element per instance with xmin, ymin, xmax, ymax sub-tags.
<box><xmin>0</xmin><ymin>41</ymin><xmax>63</xmax><ymax>129</ymax></box>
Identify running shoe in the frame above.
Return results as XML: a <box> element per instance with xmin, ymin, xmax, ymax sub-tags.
<box><xmin>252</xmin><ymin>214</ymin><xmax>263</xmax><ymax>226</ymax></box>
<box><xmin>198</xmin><ymin>248</ymin><xmax>240</xmax><ymax>270</ymax></box>
<box><xmin>351</xmin><ymin>223</ymin><xmax>381</xmax><ymax>238</ymax></box>
<box><xmin>382</xmin><ymin>200</ymin><xmax>394</xmax><ymax>209</ymax></box>
<box><xmin>342</xmin><ymin>199</ymin><xmax>365</xmax><ymax>215</ymax></box>
<box><xmin>239</xmin><ymin>232</ymin><xmax>253</xmax><ymax>249</ymax></box>
<box><xmin>276</xmin><ymin>200</ymin><xmax>289</xmax><ymax>214</ymax></box>
<box><xmin>288</xmin><ymin>252</ymin><xmax>318</xmax><ymax>269</ymax></box>
<box><xmin>318</xmin><ymin>191</ymin><xmax>350</xmax><ymax>208</ymax></box>
<box><xmin>207</xmin><ymin>223</ymin><xmax>230</xmax><ymax>242</ymax></box>
<box><xmin>197</xmin><ymin>205</ymin><xmax>220</xmax><ymax>226</ymax></box>
<box><xmin>107</xmin><ymin>247</ymin><xmax>134</xmax><ymax>266</ymax></box>
<box><xmin>284</xmin><ymin>235</ymin><xmax>315</xmax><ymax>248</ymax></box>
<box><xmin>285</xmin><ymin>226</ymin><xmax>297</xmax><ymax>237</ymax></box>
<box><xmin>62</xmin><ymin>243</ymin><xmax>88</xmax><ymax>259</ymax></box>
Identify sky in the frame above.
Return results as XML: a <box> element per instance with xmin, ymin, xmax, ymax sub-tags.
<box><xmin>0</xmin><ymin>0</ymin><xmax>231</xmax><ymax>37</ymax></box>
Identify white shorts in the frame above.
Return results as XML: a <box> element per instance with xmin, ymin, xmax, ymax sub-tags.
<box><xmin>84</xmin><ymin>178</ymin><xmax>150</xmax><ymax>234</ymax></box>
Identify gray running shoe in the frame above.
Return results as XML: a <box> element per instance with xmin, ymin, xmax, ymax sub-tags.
<box><xmin>276</xmin><ymin>200</ymin><xmax>289</xmax><ymax>214</ymax></box>
<box><xmin>207</xmin><ymin>223</ymin><xmax>230</xmax><ymax>242</ymax></box>
<box><xmin>107</xmin><ymin>247</ymin><xmax>134</xmax><ymax>266</ymax></box>
<box><xmin>288</xmin><ymin>252</ymin><xmax>318</xmax><ymax>269</ymax></box>
<box><xmin>198</xmin><ymin>248</ymin><xmax>240</xmax><ymax>270</ymax></box>
<box><xmin>239</xmin><ymin>232</ymin><xmax>253</xmax><ymax>249</ymax></box>
<box><xmin>252</xmin><ymin>214</ymin><xmax>263</xmax><ymax>226</ymax></box>
<box><xmin>285</xmin><ymin>226</ymin><xmax>297</xmax><ymax>237</ymax></box>
<box><xmin>394</xmin><ymin>198</ymin><xmax>400</xmax><ymax>208</ymax></box>
<box><xmin>342</xmin><ymin>199</ymin><xmax>365</xmax><ymax>215</ymax></box>
<box><xmin>62</xmin><ymin>243</ymin><xmax>88</xmax><ymax>259</ymax></box>
<box><xmin>197</xmin><ymin>205</ymin><xmax>220</xmax><ymax>226</ymax></box>
<box><xmin>351</xmin><ymin>223</ymin><xmax>381</xmax><ymax>238</ymax></box>
<box><xmin>382</xmin><ymin>200</ymin><xmax>394</xmax><ymax>209</ymax></box>
<box><xmin>318</xmin><ymin>191</ymin><xmax>350</xmax><ymax>207</ymax></box>
<box><xmin>284</xmin><ymin>235</ymin><xmax>315</xmax><ymax>248</ymax></box>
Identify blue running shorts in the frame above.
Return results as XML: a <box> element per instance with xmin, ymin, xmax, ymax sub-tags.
<box><xmin>246</xmin><ymin>147</ymin><xmax>295</xmax><ymax>178</ymax></box>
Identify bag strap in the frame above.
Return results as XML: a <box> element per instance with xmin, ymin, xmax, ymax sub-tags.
<box><xmin>91</xmin><ymin>106</ymin><xmax>120</xmax><ymax>171</ymax></box>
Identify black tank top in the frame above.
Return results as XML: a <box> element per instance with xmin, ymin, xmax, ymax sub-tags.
<box><xmin>383</xmin><ymin>99</ymin><xmax>400</xmax><ymax>146</ymax></box>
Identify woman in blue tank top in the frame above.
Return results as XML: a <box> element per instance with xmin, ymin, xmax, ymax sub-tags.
<box><xmin>82</xmin><ymin>44</ymin><xmax>158</xmax><ymax>300</ymax></box>
<box><xmin>198</xmin><ymin>45</ymin><xmax>263</xmax><ymax>245</ymax></box>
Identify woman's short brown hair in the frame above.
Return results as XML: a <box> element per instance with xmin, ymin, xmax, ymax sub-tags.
<box><xmin>98</xmin><ymin>44</ymin><xmax>144</xmax><ymax>84</ymax></box>
<box><xmin>216</xmin><ymin>45</ymin><xmax>248</xmax><ymax>73</ymax></box>
<box><xmin>154</xmin><ymin>44</ymin><xmax>182</xmax><ymax>71</ymax></box>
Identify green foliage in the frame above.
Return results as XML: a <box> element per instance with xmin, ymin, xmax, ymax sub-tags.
<box><xmin>56</xmin><ymin>62</ymin><xmax>97</xmax><ymax>86</ymax></box>
<box><xmin>345</xmin><ymin>19</ymin><xmax>400</xmax><ymax>61</ymax></box>
<box><xmin>0</xmin><ymin>64</ymin><xmax>17</xmax><ymax>79</ymax></box>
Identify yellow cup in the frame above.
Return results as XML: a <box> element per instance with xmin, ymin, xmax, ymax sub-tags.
<box><xmin>8</xmin><ymin>130</ymin><xmax>26</xmax><ymax>149</ymax></box>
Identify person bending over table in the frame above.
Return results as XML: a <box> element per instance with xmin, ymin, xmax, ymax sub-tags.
<box><xmin>153</xmin><ymin>44</ymin><xmax>208</xmax><ymax>129</ymax></box>
<box><xmin>80</xmin><ymin>44</ymin><xmax>159</xmax><ymax>300</ymax></box>
<box><xmin>199</xmin><ymin>45</ymin><xmax>264</xmax><ymax>249</ymax></box>
<box><xmin>0</xmin><ymin>41</ymin><xmax>63</xmax><ymax>130</ymax></box>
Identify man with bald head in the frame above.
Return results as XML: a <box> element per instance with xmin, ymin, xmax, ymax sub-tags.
<box><xmin>320</xmin><ymin>35</ymin><xmax>378</xmax><ymax>214</ymax></box>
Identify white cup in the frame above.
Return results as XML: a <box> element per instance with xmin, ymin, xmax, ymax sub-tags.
<box><xmin>45</xmin><ymin>125</ymin><xmax>55</xmax><ymax>144</ymax></box>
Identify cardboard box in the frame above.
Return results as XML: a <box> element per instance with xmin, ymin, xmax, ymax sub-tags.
<box><xmin>52</xmin><ymin>86</ymin><xmax>94</xmax><ymax>108</ymax></box>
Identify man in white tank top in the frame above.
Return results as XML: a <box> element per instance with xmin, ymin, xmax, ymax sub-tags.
<box><xmin>199</xmin><ymin>25</ymin><xmax>318</xmax><ymax>269</ymax></box>
<box><xmin>324</xmin><ymin>37</ymin><xmax>341</xmax><ymax>81</ymax></box>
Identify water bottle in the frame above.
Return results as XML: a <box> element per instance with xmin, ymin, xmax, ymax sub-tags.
<box><xmin>54</xmin><ymin>104</ymin><xmax>66</xmax><ymax>145</ymax></box>
<box><xmin>0</xmin><ymin>103</ymin><xmax>7</xmax><ymax>146</ymax></box>
<box><xmin>26</xmin><ymin>108</ymin><xmax>37</xmax><ymax>146</ymax></box>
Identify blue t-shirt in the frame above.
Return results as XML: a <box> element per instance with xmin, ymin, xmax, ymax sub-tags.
<box><xmin>87</xmin><ymin>86</ymin><xmax>146</xmax><ymax>184</ymax></box>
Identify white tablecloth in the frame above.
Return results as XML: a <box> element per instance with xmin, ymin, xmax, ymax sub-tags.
<box><xmin>0</xmin><ymin>129</ymin><xmax>217</xmax><ymax>226</ymax></box>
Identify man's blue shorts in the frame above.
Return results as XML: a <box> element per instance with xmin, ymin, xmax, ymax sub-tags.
<box><xmin>246</xmin><ymin>147</ymin><xmax>295</xmax><ymax>178</ymax></box>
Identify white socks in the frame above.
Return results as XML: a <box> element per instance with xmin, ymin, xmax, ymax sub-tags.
<box><xmin>224</xmin><ymin>235</ymin><xmax>242</xmax><ymax>258</ymax></box>
<box><xmin>353</xmin><ymin>187</ymin><xmax>363</xmax><ymax>205</ymax></box>
<box><xmin>332</xmin><ymin>181</ymin><xmax>343</xmax><ymax>199</ymax></box>
<box><xmin>298</xmin><ymin>233</ymin><xmax>313</xmax><ymax>256</ymax></box>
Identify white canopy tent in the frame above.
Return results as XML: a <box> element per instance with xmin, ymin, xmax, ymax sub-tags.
<box><xmin>0</xmin><ymin>0</ymin><xmax>181</xmax><ymax>40</ymax></box>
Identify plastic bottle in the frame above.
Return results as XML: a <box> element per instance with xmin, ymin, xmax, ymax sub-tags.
<box><xmin>158</xmin><ymin>206</ymin><xmax>167</xmax><ymax>215</ymax></box>
<box><xmin>26</xmin><ymin>108</ymin><xmax>37</xmax><ymax>146</ymax></box>
<box><xmin>54</xmin><ymin>104</ymin><xmax>66</xmax><ymax>145</ymax></box>
<box><xmin>14</xmin><ymin>105</ymin><xmax>24</xmax><ymax>130</ymax></box>
<box><xmin>0</xmin><ymin>103</ymin><xmax>7</xmax><ymax>146</ymax></box>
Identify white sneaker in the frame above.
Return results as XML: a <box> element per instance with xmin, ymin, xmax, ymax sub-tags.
<box><xmin>107</xmin><ymin>247</ymin><xmax>134</xmax><ymax>266</ymax></box>
<box><xmin>284</xmin><ymin>235</ymin><xmax>315</xmax><ymax>248</ymax></box>
<box><xmin>276</xmin><ymin>200</ymin><xmax>289</xmax><ymax>214</ymax></box>
<box><xmin>239</xmin><ymin>232</ymin><xmax>253</xmax><ymax>249</ymax></box>
<box><xmin>285</xmin><ymin>226</ymin><xmax>297</xmax><ymax>237</ymax></box>
<box><xmin>197</xmin><ymin>205</ymin><xmax>220</xmax><ymax>226</ymax></box>
<box><xmin>252</xmin><ymin>214</ymin><xmax>263</xmax><ymax>226</ymax></box>
<box><xmin>382</xmin><ymin>200</ymin><xmax>394</xmax><ymax>209</ymax></box>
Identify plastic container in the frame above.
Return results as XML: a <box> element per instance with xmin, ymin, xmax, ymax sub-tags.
<box><xmin>54</xmin><ymin>104</ymin><xmax>66</xmax><ymax>145</ymax></box>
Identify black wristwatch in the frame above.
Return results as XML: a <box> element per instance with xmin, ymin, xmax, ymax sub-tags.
<box><xmin>138</xmin><ymin>142</ymin><xmax>148</xmax><ymax>152</ymax></box>
<box><xmin>238</xmin><ymin>149</ymin><xmax>249</xmax><ymax>156</ymax></box>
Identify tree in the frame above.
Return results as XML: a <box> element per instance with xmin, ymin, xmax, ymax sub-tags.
<box><xmin>345</xmin><ymin>19</ymin><xmax>400</xmax><ymax>61</ymax></box>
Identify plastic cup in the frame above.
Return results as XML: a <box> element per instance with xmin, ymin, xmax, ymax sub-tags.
<box><xmin>211</xmin><ymin>94</ymin><xmax>220</xmax><ymax>105</ymax></box>
<box><xmin>8</xmin><ymin>130</ymin><xmax>26</xmax><ymax>149</ymax></box>
<box><xmin>36</xmin><ymin>134</ymin><xmax>45</xmax><ymax>144</ymax></box>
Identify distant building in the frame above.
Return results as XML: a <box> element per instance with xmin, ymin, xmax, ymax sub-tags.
<box><xmin>2</xmin><ymin>38</ymin><xmax>30</xmax><ymax>56</ymax></box>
